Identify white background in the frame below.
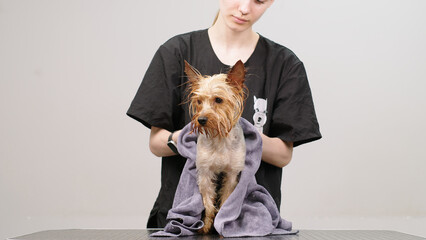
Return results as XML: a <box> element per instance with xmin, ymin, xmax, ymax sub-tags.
<box><xmin>1</xmin><ymin>0</ymin><xmax>425</xmax><ymax>239</ymax></box>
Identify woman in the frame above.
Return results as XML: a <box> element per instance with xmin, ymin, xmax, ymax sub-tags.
<box><xmin>127</xmin><ymin>0</ymin><xmax>321</xmax><ymax>228</ymax></box>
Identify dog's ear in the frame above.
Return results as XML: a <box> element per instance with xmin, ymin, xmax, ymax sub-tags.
<box><xmin>184</xmin><ymin>60</ymin><xmax>201</xmax><ymax>83</ymax></box>
<box><xmin>227</xmin><ymin>60</ymin><xmax>245</xmax><ymax>88</ymax></box>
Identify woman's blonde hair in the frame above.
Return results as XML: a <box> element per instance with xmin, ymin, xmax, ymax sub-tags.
<box><xmin>212</xmin><ymin>10</ymin><xmax>219</xmax><ymax>25</ymax></box>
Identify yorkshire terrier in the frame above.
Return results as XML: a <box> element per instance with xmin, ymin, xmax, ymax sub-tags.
<box><xmin>184</xmin><ymin>60</ymin><xmax>247</xmax><ymax>234</ymax></box>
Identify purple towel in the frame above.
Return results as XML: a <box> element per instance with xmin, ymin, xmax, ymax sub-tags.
<box><xmin>150</xmin><ymin>118</ymin><xmax>298</xmax><ymax>237</ymax></box>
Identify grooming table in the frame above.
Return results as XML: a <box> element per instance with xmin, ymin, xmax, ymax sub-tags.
<box><xmin>8</xmin><ymin>229</ymin><xmax>425</xmax><ymax>240</ymax></box>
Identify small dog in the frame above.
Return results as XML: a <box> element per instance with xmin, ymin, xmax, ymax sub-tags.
<box><xmin>184</xmin><ymin>60</ymin><xmax>247</xmax><ymax>234</ymax></box>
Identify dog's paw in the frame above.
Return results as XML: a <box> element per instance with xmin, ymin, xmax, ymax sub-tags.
<box><xmin>198</xmin><ymin>226</ymin><xmax>211</xmax><ymax>235</ymax></box>
<box><xmin>199</xmin><ymin>217</ymin><xmax>214</xmax><ymax>234</ymax></box>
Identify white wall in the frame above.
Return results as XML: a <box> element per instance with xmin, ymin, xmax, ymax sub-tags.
<box><xmin>1</xmin><ymin>0</ymin><xmax>425</xmax><ymax>239</ymax></box>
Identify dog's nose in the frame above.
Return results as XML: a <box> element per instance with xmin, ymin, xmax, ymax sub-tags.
<box><xmin>198</xmin><ymin>117</ymin><xmax>208</xmax><ymax>126</ymax></box>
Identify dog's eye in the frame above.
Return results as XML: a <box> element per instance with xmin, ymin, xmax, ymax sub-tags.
<box><xmin>215</xmin><ymin>97</ymin><xmax>223</xmax><ymax>104</ymax></box>
<box><xmin>197</xmin><ymin>100</ymin><xmax>201</xmax><ymax>105</ymax></box>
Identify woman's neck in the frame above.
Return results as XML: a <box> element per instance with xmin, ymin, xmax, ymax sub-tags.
<box><xmin>208</xmin><ymin>18</ymin><xmax>259</xmax><ymax>66</ymax></box>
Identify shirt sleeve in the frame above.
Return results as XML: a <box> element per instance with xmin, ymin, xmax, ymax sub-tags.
<box><xmin>270</xmin><ymin>62</ymin><xmax>322</xmax><ymax>147</ymax></box>
<box><xmin>127</xmin><ymin>45</ymin><xmax>183</xmax><ymax>131</ymax></box>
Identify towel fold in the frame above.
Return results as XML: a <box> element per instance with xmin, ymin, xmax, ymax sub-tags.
<box><xmin>150</xmin><ymin>118</ymin><xmax>298</xmax><ymax>237</ymax></box>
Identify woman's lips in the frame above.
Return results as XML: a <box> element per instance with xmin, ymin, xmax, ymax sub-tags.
<box><xmin>232</xmin><ymin>16</ymin><xmax>248</xmax><ymax>24</ymax></box>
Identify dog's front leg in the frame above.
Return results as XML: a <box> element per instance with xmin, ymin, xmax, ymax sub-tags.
<box><xmin>197</xmin><ymin>169</ymin><xmax>217</xmax><ymax>234</ymax></box>
<box><xmin>219</xmin><ymin>171</ymin><xmax>239</xmax><ymax>208</ymax></box>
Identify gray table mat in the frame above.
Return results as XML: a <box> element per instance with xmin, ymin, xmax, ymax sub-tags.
<box><xmin>8</xmin><ymin>229</ymin><xmax>425</xmax><ymax>240</ymax></box>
